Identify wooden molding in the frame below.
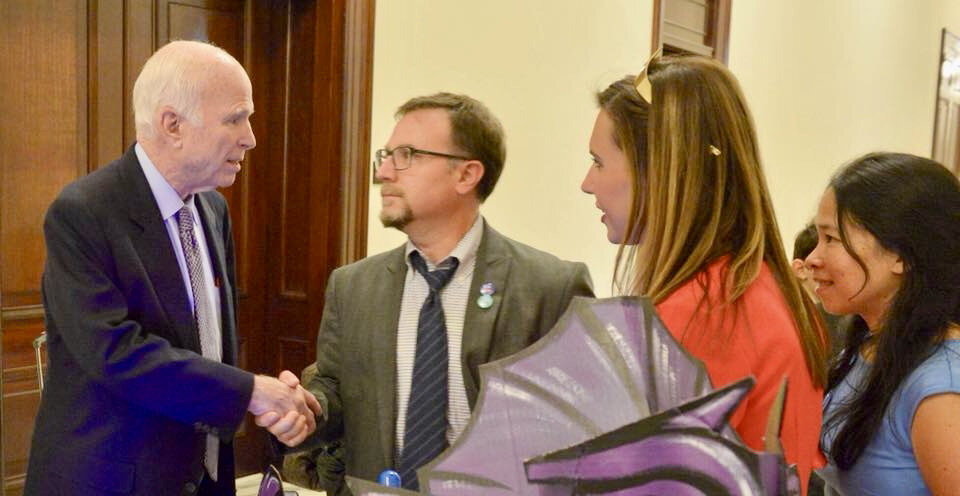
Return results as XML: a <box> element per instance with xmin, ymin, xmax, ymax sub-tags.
<box><xmin>1</xmin><ymin>291</ymin><xmax>5</xmax><ymax>496</ymax></box>
<box><xmin>0</xmin><ymin>305</ymin><xmax>44</xmax><ymax>321</ymax></box>
<box><xmin>651</xmin><ymin>0</ymin><xmax>731</xmax><ymax>64</ymax></box>
<box><xmin>651</xmin><ymin>0</ymin><xmax>662</xmax><ymax>55</ymax></box>
<box><xmin>710</xmin><ymin>0</ymin><xmax>732</xmax><ymax>64</ymax></box>
<box><xmin>339</xmin><ymin>0</ymin><xmax>374</xmax><ymax>265</ymax></box>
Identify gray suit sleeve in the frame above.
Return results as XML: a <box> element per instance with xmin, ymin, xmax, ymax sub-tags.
<box><xmin>564</xmin><ymin>262</ymin><xmax>595</xmax><ymax>301</ymax></box>
<box><xmin>308</xmin><ymin>269</ymin><xmax>345</xmax><ymax>441</ymax></box>
<box><xmin>541</xmin><ymin>261</ymin><xmax>594</xmax><ymax>335</ymax></box>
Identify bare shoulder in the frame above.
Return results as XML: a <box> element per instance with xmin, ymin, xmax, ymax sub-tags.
<box><xmin>912</xmin><ymin>392</ymin><xmax>960</xmax><ymax>495</ymax></box>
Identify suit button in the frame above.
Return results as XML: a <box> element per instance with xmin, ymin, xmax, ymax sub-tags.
<box><xmin>185</xmin><ymin>481</ymin><xmax>197</xmax><ymax>493</ymax></box>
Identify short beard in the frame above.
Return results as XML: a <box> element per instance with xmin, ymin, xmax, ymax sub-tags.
<box><xmin>379</xmin><ymin>206</ymin><xmax>412</xmax><ymax>230</ymax></box>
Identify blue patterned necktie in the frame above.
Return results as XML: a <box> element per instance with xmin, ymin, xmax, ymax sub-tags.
<box><xmin>176</xmin><ymin>201</ymin><xmax>222</xmax><ymax>481</ymax></box>
<box><xmin>398</xmin><ymin>251</ymin><xmax>459</xmax><ymax>490</ymax></box>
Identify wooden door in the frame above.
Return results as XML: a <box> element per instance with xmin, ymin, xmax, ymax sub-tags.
<box><xmin>0</xmin><ymin>0</ymin><xmax>373</xmax><ymax>493</ymax></box>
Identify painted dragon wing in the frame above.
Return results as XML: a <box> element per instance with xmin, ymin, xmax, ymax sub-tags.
<box><xmin>416</xmin><ymin>296</ymin><xmax>713</xmax><ymax>494</ymax></box>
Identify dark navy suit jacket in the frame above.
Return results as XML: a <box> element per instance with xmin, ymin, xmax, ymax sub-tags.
<box><xmin>25</xmin><ymin>146</ymin><xmax>254</xmax><ymax>496</ymax></box>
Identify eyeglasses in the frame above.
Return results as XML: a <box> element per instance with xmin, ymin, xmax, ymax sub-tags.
<box><xmin>373</xmin><ymin>145</ymin><xmax>473</xmax><ymax>173</ymax></box>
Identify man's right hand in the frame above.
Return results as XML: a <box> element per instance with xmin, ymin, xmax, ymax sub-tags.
<box><xmin>248</xmin><ymin>372</ymin><xmax>323</xmax><ymax>446</ymax></box>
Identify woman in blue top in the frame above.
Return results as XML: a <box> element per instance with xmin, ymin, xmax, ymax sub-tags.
<box><xmin>807</xmin><ymin>152</ymin><xmax>960</xmax><ymax>495</ymax></box>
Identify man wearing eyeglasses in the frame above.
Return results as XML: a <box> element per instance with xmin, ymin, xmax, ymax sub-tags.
<box><xmin>280</xmin><ymin>93</ymin><xmax>593</xmax><ymax>493</ymax></box>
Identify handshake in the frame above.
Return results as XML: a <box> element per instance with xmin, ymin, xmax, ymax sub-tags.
<box><xmin>247</xmin><ymin>370</ymin><xmax>323</xmax><ymax>447</ymax></box>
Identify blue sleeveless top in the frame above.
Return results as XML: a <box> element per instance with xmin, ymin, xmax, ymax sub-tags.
<box><xmin>821</xmin><ymin>339</ymin><xmax>960</xmax><ymax>495</ymax></box>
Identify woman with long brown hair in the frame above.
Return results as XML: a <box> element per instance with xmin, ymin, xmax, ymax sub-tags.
<box><xmin>581</xmin><ymin>55</ymin><xmax>827</xmax><ymax>490</ymax></box>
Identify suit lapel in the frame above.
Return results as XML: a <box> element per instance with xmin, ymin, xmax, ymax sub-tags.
<box><xmin>372</xmin><ymin>246</ymin><xmax>407</xmax><ymax>467</ymax></box>
<box><xmin>120</xmin><ymin>147</ymin><xmax>198</xmax><ymax>352</ymax></box>
<box><xmin>461</xmin><ymin>224</ymin><xmax>512</xmax><ymax>407</ymax></box>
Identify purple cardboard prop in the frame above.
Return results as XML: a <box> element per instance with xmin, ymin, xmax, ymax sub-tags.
<box><xmin>348</xmin><ymin>297</ymin><xmax>797</xmax><ymax>495</ymax></box>
<box><xmin>525</xmin><ymin>377</ymin><xmax>799</xmax><ymax>495</ymax></box>
<box><xmin>347</xmin><ymin>478</ymin><xmax>420</xmax><ymax>496</ymax></box>
<box><xmin>430</xmin><ymin>296</ymin><xmax>714</xmax><ymax>494</ymax></box>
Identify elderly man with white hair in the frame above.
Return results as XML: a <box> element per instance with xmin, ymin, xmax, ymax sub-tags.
<box><xmin>24</xmin><ymin>40</ymin><xmax>319</xmax><ymax>496</ymax></box>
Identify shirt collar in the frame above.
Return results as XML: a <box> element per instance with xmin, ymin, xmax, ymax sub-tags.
<box><xmin>405</xmin><ymin>215</ymin><xmax>484</xmax><ymax>271</ymax></box>
<box><xmin>135</xmin><ymin>142</ymin><xmax>187</xmax><ymax>221</ymax></box>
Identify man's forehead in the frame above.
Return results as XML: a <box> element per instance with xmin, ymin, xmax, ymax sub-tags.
<box><xmin>390</xmin><ymin>108</ymin><xmax>452</xmax><ymax>144</ymax></box>
<box><xmin>399</xmin><ymin>108</ymin><xmax>452</xmax><ymax>129</ymax></box>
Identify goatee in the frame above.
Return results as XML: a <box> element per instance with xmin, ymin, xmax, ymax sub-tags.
<box><xmin>380</xmin><ymin>208</ymin><xmax>412</xmax><ymax>230</ymax></box>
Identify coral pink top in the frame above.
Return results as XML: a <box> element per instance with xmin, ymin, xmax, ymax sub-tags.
<box><xmin>655</xmin><ymin>258</ymin><xmax>825</xmax><ymax>493</ymax></box>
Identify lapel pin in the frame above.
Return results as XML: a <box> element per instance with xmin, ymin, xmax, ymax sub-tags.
<box><xmin>477</xmin><ymin>282</ymin><xmax>496</xmax><ymax>309</ymax></box>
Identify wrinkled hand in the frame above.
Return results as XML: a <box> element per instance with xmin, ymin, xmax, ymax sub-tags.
<box><xmin>248</xmin><ymin>371</ymin><xmax>323</xmax><ymax>446</ymax></box>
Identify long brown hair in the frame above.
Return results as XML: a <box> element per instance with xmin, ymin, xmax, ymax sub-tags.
<box><xmin>599</xmin><ymin>55</ymin><xmax>827</xmax><ymax>387</ymax></box>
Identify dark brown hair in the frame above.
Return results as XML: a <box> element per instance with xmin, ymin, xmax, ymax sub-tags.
<box><xmin>397</xmin><ymin>93</ymin><xmax>505</xmax><ymax>202</ymax></box>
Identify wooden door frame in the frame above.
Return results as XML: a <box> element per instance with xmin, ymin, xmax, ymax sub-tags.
<box><xmin>0</xmin><ymin>293</ymin><xmax>4</xmax><ymax>492</ymax></box>
<box><xmin>339</xmin><ymin>0</ymin><xmax>374</xmax><ymax>265</ymax></box>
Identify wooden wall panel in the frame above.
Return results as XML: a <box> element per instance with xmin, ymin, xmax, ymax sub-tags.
<box><xmin>0</xmin><ymin>0</ymin><xmax>86</xmax><ymax>308</ymax></box>
<box><xmin>122</xmin><ymin>1</ymin><xmax>155</xmax><ymax>149</ymax></box>
<box><xmin>1</xmin><ymin>314</ymin><xmax>46</xmax><ymax>495</ymax></box>
<box><xmin>88</xmin><ymin>0</ymin><xmax>125</xmax><ymax>168</ymax></box>
<box><xmin>278</xmin><ymin>337</ymin><xmax>308</xmax><ymax>376</ymax></box>
<box><xmin>0</xmin><ymin>314</ymin><xmax>44</xmax><ymax>493</ymax></box>
<box><xmin>277</xmin><ymin>1</ymin><xmax>317</xmax><ymax>301</ymax></box>
<box><xmin>308</xmin><ymin>0</ymin><xmax>345</xmax><ymax>298</ymax></box>
<box><xmin>1</xmin><ymin>311</ymin><xmax>46</xmax><ymax>494</ymax></box>
<box><xmin>0</xmin><ymin>316</ymin><xmax>44</xmax><ymax>372</ymax></box>
<box><xmin>165</xmin><ymin>1</ymin><xmax>242</xmax><ymax>48</ymax></box>
<box><xmin>1</xmin><ymin>1</ymin><xmax>87</xmax><ymax>493</ymax></box>
<box><xmin>0</xmin><ymin>393</ymin><xmax>39</xmax><ymax>494</ymax></box>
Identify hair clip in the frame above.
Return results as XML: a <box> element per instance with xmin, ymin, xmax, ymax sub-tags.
<box><xmin>633</xmin><ymin>46</ymin><xmax>664</xmax><ymax>103</ymax></box>
<box><xmin>709</xmin><ymin>145</ymin><xmax>722</xmax><ymax>156</ymax></box>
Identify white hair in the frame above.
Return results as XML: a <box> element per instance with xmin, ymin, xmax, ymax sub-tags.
<box><xmin>132</xmin><ymin>40</ymin><xmax>239</xmax><ymax>139</ymax></box>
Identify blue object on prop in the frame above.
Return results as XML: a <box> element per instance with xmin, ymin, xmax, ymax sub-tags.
<box><xmin>378</xmin><ymin>470</ymin><xmax>402</xmax><ymax>487</ymax></box>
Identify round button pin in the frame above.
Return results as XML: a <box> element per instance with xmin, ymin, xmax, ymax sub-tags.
<box><xmin>477</xmin><ymin>294</ymin><xmax>494</xmax><ymax>309</ymax></box>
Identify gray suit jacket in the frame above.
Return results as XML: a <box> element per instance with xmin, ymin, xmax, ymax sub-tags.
<box><xmin>305</xmin><ymin>222</ymin><xmax>593</xmax><ymax>486</ymax></box>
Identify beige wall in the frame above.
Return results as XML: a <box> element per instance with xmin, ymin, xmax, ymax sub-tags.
<box><xmin>367</xmin><ymin>0</ymin><xmax>960</xmax><ymax>296</ymax></box>
<box><xmin>730</xmin><ymin>0</ymin><xmax>960</xmax><ymax>257</ymax></box>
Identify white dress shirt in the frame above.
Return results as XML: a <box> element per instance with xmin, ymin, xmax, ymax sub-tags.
<box><xmin>395</xmin><ymin>215</ymin><xmax>483</xmax><ymax>454</ymax></box>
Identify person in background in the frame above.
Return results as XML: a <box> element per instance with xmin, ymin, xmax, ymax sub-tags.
<box><xmin>284</xmin><ymin>92</ymin><xmax>594</xmax><ymax>493</ymax></box>
<box><xmin>792</xmin><ymin>223</ymin><xmax>822</xmax><ymax>299</ymax></box>
<box><xmin>793</xmin><ymin>222</ymin><xmax>847</xmax><ymax>362</ymax></box>
<box><xmin>813</xmin><ymin>152</ymin><xmax>960</xmax><ymax>495</ymax></box>
<box><xmin>581</xmin><ymin>54</ymin><xmax>827</xmax><ymax>492</ymax></box>
<box><xmin>282</xmin><ymin>363</ymin><xmax>345</xmax><ymax>492</ymax></box>
<box><xmin>26</xmin><ymin>40</ymin><xmax>319</xmax><ymax>496</ymax></box>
